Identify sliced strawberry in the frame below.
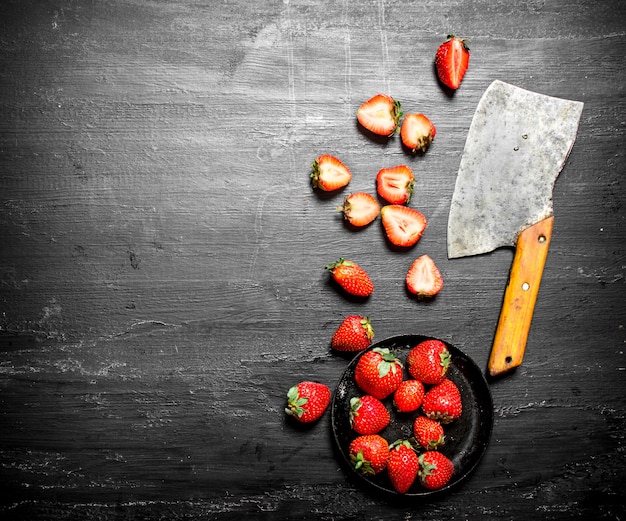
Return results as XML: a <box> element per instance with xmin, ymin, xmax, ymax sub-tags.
<box><xmin>337</xmin><ymin>192</ymin><xmax>380</xmax><ymax>227</ymax></box>
<box><xmin>376</xmin><ymin>165</ymin><xmax>415</xmax><ymax>205</ymax></box>
<box><xmin>406</xmin><ymin>255</ymin><xmax>443</xmax><ymax>298</ymax></box>
<box><xmin>311</xmin><ymin>154</ymin><xmax>352</xmax><ymax>191</ymax></box>
<box><xmin>435</xmin><ymin>35</ymin><xmax>470</xmax><ymax>90</ymax></box>
<box><xmin>400</xmin><ymin>113</ymin><xmax>436</xmax><ymax>154</ymax></box>
<box><xmin>356</xmin><ymin>94</ymin><xmax>403</xmax><ymax>137</ymax></box>
<box><xmin>380</xmin><ymin>205</ymin><xmax>427</xmax><ymax>248</ymax></box>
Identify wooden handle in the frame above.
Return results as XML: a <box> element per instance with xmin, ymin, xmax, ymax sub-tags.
<box><xmin>488</xmin><ymin>216</ymin><xmax>554</xmax><ymax>377</ymax></box>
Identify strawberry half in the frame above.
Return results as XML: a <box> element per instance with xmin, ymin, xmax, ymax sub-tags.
<box><xmin>435</xmin><ymin>35</ymin><xmax>470</xmax><ymax>90</ymax></box>
<box><xmin>325</xmin><ymin>258</ymin><xmax>374</xmax><ymax>297</ymax></box>
<box><xmin>285</xmin><ymin>381</ymin><xmax>331</xmax><ymax>423</ymax></box>
<box><xmin>356</xmin><ymin>93</ymin><xmax>403</xmax><ymax>137</ymax></box>
<box><xmin>331</xmin><ymin>315</ymin><xmax>374</xmax><ymax>352</ymax></box>
<box><xmin>406</xmin><ymin>255</ymin><xmax>444</xmax><ymax>298</ymax></box>
<box><xmin>380</xmin><ymin>205</ymin><xmax>427</xmax><ymax>248</ymax></box>
<box><xmin>311</xmin><ymin>154</ymin><xmax>352</xmax><ymax>191</ymax></box>
<box><xmin>376</xmin><ymin>165</ymin><xmax>415</xmax><ymax>205</ymax></box>
<box><xmin>400</xmin><ymin>113</ymin><xmax>436</xmax><ymax>154</ymax></box>
<box><xmin>337</xmin><ymin>192</ymin><xmax>380</xmax><ymax>227</ymax></box>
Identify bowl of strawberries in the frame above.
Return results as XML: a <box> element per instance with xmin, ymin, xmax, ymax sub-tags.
<box><xmin>331</xmin><ymin>334</ymin><xmax>493</xmax><ymax>499</ymax></box>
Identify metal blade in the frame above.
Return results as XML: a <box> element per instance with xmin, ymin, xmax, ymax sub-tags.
<box><xmin>447</xmin><ymin>80</ymin><xmax>583</xmax><ymax>259</ymax></box>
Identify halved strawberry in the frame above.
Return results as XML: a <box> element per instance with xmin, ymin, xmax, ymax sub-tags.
<box><xmin>406</xmin><ymin>255</ymin><xmax>444</xmax><ymax>298</ymax></box>
<box><xmin>311</xmin><ymin>154</ymin><xmax>352</xmax><ymax>191</ymax></box>
<box><xmin>356</xmin><ymin>94</ymin><xmax>403</xmax><ymax>137</ymax></box>
<box><xmin>337</xmin><ymin>192</ymin><xmax>380</xmax><ymax>227</ymax></box>
<box><xmin>376</xmin><ymin>165</ymin><xmax>415</xmax><ymax>205</ymax></box>
<box><xmin>435</xmin><ymin>35</ymin><xmax>470</xmax><ymax>90</ymax></box>
<box><xmin>380</xmin><ymin>205</ymin><xmax>427</xmax><ymax>248</ymax></box>
<box><xmin>400</xmin><ymin>113</ymin><xmax>436</xmax><ymax>154</ymax></box>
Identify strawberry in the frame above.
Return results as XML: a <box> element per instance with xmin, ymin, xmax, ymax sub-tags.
<box><xmin>354</xmin><ymin>347</ymin><xmax>403</xmax><ymax>400</ymax></box>
<box><xmin>325</xmin><ymin>258</ymin><xmax>374</xmax><ymax>297</ymax></box>
<box><xmin>337</xmin><ymin>192</ymin><xmax>380</xmax><ymax>227</ymax></box>
<box><xmin>349</xmin><ymin>395</ymin><xmax>390</xmax><ymax>435</ymax></box>
<box><xmin>406</xmin><ymin>339</ymin><xmax>450</xmax><ymax>385</ymax></box>
<box><xmin>331</xmin><ymin>315</ymin><xmax>374</xmax><ymax>352</ymax></box>
<box><xmin>400</xmin><ymin>113</ymin><xmax>436</xmax><ymax>154</ymax></box>
<box><xmin>435</xmin><ymin>35</ymin><xmax>470</xmax><ymax>90</ymax></box>
<box><xmin>356</xmin><ymin>93</ymin><xmax>403</xmax><ymax>137</ymax></box>
<box><xmin>387</xmin><ymin>439</ymin><xmax>419</xmax><ymax>494</ymax></box>
<box><xmin>376</xmin><ymin>165</ymin><xmax>415</xmax><ymax>205</ymax></box>
<box><xmin>421</xmin><ymin>379</ymin><xmax>462</xmax><ymax>424</ymax></box>
<box><xmin>380</xmin><ymin>205</ymin><xmax>427</xmax><ymax>248</ymax></box>
<box><xmin>349</xmin><ymin>434</ymin><xmax>389</xmax><ymax>475</ymax></box>
<box><xmin>413</xmin><ymin>416</ymin><xmax>445</xmax><ymax>450</ymax></box>
<box><xmin>310</xmin><ymin>154</ymin><xmax>352</xmax><ymax>191</ymax></box>
<box><xmin>285</xmin><ymin>381</ymin><xmax>331</xmax><ymax>423</ymax></box>
<box><xmin>406</xmin><ymin>255</ymin><xmax>444</xmax><ymax>298</ymax></box>
<box><xmin>393</xmin><ymin>379</ymin><xmax>425</xmax><ymax>413</ymax></box>
<box><xmin>418</xmin><ymin>451</ymin><xmax>454</xmax><ymax>490</ymax></box>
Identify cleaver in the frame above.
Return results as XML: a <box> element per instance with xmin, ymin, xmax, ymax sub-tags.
<box><xmin>447</xmin><ymin>80</ymin><xmax>583</xmax><ymax>377</ymax></box>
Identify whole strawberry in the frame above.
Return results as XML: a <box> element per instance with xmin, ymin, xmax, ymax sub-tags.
<box><xmin>418</xmin><ymin>451</ymin><xmax>454</xmax><ymax>490</ymax></box>
<box><xmin>332</xmin><ymin>315</ymin><xmax>374</xmax><ymax>352</ymax></box>
<box><xmin>349</xmin><ymin>395</ymin><xmax>390</xmax><ymax>435</ymax></box>
<box><xmin>285</xmin><ymin>381</ymin><xmax>331</xmax><ymax>423</ymax></box>
<box><xmin>354</xmin><ymin>348</ymin><xmax>403</xmax><ymax>400</ymax></box>
<box><xmin>413</xmin><ymin>416</ymin><xmax>445</xmax><ymax>450</ymax></box>
<box><xmin>406</xmin><ymin>339</ymin><xmax>451</xmax><ymax>385</ymax></box>
<box><xmin>387</xmin><ymin>439</ymin><xmax>419</xmax><ymax>494</ymax></box>
<box><xmin>349</xmin><ymin>434</ymin><xmax>389</xmax><ymax>475</ymax></box>
<box><xmin>421</xmin><ymin>379</ymin><xmax>462</xmax><ymax>424</ymax></box>
<box><xmin>325</xmin><ymin>258</ymin><xmax>374</xmax><ymax>298</ymax></box>
<box><xmin>393</xmin><ymin>379</ymin><xmax>425</xmax><ymax>413</ymax></box>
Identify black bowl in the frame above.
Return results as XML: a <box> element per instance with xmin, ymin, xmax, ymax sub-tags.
<box><xmin>331</xmin><ymin>334</ymin><xmax>493</xmax><ymax>499</ymax></box>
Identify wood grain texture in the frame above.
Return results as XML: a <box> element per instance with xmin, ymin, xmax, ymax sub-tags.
<box><xmin>1</xmin><ymin>0</ymin><xmax>625</xmax><ymax>519</ymax></box>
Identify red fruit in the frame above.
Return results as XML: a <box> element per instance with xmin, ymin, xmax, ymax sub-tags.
<box><xmin>380</xmin><ymin>205</ymin><xmax>427</xmax><ymax>248</ymax></box>
<box><xmin>325</xmin><ymin>258</ymin><xmax>374</xmax><ymax>297</ymax></box>
<box><xmin>418</xmin><ymin>451</ymin><xmax>454</xmax><ymax>490</ymax></box>
<box><xmin>337</xmin><ymin>192</ymin><xmax>380</xmax><ymax>227</ymax></box>
<box><xmin>400</xmin><ymin>113</ymin><xmax>436</xmax><ymax>154</ymax></box>
<box><xmin>285</xmin><ymin>381</ymin><xmax>331</xmax><ymax>423</ymax></box>
<box><xmin>349</xmin><ymin>434</ymin><xmax>389</xmax><ymax>475</ymax></box>
<box><xmin>311</xmin><ymin>154</ymin><xmax>352</xmax><ymax>191</ymax></box>
<box><xmin>406</xmin><ymin>255</ymin><xmax>444</xmax><ymax>298</ymax></box>
<box><xmin>349</xmin><ymin>395</ymin><xmax>390</xmax><ymax>435</ymax></box>
<box><xmin>393</xmin><ymin>379</ymin><xmax>425</xmax><ymax>413</ymax></box>
<box><xmin>413</xmin><ymin>416</ymin><xmax>445</xmax><ymax>450</ymax></box>
<box><xmin>422</xmin><ymin>379</ymin><xmax>462</xmax><ymax>424</ymax></box>
<box><xmin>356</xmin><ymin>93</ymin><xmax>403</xmax><ymax>137</ymax></box>
<box><xmin>407</xmin><ymin>339</ymin><xmax>451</xmax><ymax>385</ymax></box>
<box><xmin>435</xmin><ymin>35</ymin><xmax>470</xmax><ymax>90</ymax></box>
<box><xmin>354</xmin><ymin>347</ymin><xmax>403</xmax><ymax>400</ymax></box>
<box><xmin>376</xmin><ymin>165</ymin><xmax>415</xmax><ymax>205</ymax></box>
<box><xmin>331</xmin><ymin>315</ymin><xmax>374</xmax><ymax>352</ymax></box>
<box><xmin>387</xmin><ymin>439</ymin><xmax>419</xmax><ymax>494</ymax></box>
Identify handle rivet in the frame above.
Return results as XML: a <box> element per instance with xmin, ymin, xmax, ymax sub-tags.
<box><xmin>522</xmin><ymin>282</ymin><xmax>530</xmax><ymax>291</ymax></box>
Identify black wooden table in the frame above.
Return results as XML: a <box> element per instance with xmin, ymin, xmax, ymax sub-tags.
<box><xmin>1</xmin><ymin>1</ymin><xmax>625</xmax><ymax>519</ymax></box>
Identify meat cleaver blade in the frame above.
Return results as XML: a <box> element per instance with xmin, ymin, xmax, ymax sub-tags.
<box><xmin>447</xmin><ymin>80</ymin><xmax>583</xmax><ymax>377</ymax></box>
